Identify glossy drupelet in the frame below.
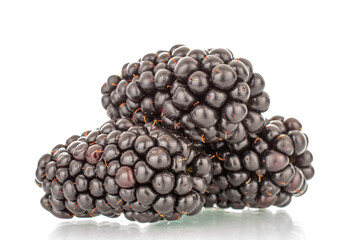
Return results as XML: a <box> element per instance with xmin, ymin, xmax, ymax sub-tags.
<box><xmin>204</xmin><ymin>116</ymin><xmax>314</xmax><ymax>209</ymax></box>
<box><xmin>101</xmin><ymin>45</ymin><xmax>269</xmax><ymax>148</ymax></box>
<box><xmin>35</xmin><ymin>119</ymin><xmax>212</xmax><ymax>223</ymax></box>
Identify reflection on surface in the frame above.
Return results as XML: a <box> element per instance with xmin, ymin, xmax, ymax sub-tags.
<box><xmin>50</xmin><ymin>209</ymin><xmax>304</xmax><ymax>240</ymax></box>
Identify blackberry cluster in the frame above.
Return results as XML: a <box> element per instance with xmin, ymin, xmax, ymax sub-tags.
<box><xmin>35</xmin><ymin>119</ymin><xmax>212</xmax><ymax>223</ymax></box>
<box><xmin>36</xmin><ymin>45</ymin><xmax>314</xmax><ymax>222</ymax></box>
<box><xmin>204</xmin><ymin>116</ymin><xmax>314</xmax><ymax>209</ymax></box>
<box><xmin>101</xmin><ymin>45</ymin><xmax>269</xmax><ymax>147</ymax></box>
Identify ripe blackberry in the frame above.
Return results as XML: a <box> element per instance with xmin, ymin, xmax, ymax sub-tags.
<box><xmin>204</xmin><ymin>116</ymin><xmax>314</xmax><ymax>209</ymax></box>
<box><xmin>35</xmin><ymin>120</ymin><xmax>212</xmax><ymax>222</ymax></box>
<box><xmin>101</xmin><ymin>45</ymin><xmax>269</xmax><ymax>147</ymax></box>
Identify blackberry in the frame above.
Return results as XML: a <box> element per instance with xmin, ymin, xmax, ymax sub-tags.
<box><xmin>101</xmin><ymin>45</ymin><xmax>269</xmax><ymax>147</ymax></box>
<box><xmin>35</xmin><ymin>119</ymin><xmax>212</xmax><ymax>222</ymax></box>
<box><xmin>204</xmin><ymin>116</ymin><xmax>314</xmax><ymax>209</ymax></box>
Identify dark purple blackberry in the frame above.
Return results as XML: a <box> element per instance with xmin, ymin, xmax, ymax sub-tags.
<box><xmin>35</xmin><ymin>120</ymin><xmax>212</xmax><ymax>222</ymax></box>
<box><xmin>101</xmin><ymin>45</ymin><xmax>269</xmax><ymax>148</ymax></box>
<box><xmin>204</xmin><ymin>116</ymin><xmax>314</xmax><ymax>209</ymax></box>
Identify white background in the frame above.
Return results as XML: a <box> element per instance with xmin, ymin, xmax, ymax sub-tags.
<box><xmin>0</xmin><ymin>0</ymin><xmax>359</xmax><ymax>239</ymax></box>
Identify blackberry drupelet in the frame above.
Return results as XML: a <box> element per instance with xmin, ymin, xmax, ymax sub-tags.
<box><xmin>35</xmin><ymin>119</ymin><xmax>212</xmax><ymax>222</ymax></box>
<box><xmin>204</xmin><ymin>116</ymin><xmax>314</xmax><ymax>209</ymax></box>
<box><xmin>101</xmin><ymin>45</ymin><xmax>269</xmax><ymax>147</ymax></box>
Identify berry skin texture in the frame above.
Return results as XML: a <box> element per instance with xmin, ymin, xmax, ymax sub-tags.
<box><xmin>35</xmin><ymin>119</ymin><xmax>212</xmax><ymax>222</ymax></box>
<box><xmin>190</xmin><ymin>104</ymin><xmax>219</xmax><ymax>128</ymax></box>
<box><xmin>204</xmin><ymin>116</ymin><xmax>314</xmax><ymax>209</ymax></box>
<box><xmin>115</xmin><ymin>166</ymin><xmax>136</xmax><ymax>188</ymax></box>
<box><xmin>86</xmin><ymin>145</ymin><xmax>104</xmax><ymax>165</ymax></box>
<box><xmin>101</xmin><ymin>45</ymin><xmax>269</xmax><ymax>149</ymax></box>
<box><xmin>262</xmin><ymin>150</ymin><xmax>289</xmax><ymax>172</ymax></box>
<box><xmin>174</xmin><ymin>57</ymin><xmax>201</xmax><ymax>80</ymax></box>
